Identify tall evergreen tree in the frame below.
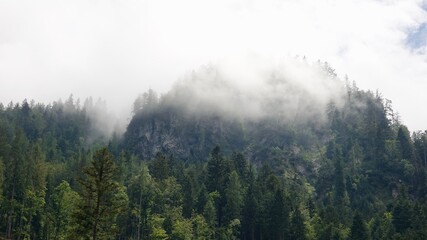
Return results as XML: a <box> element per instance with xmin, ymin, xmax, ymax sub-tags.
<box><xmin>333</xmin><ymin>147</ymin><xmax>345</xmax><ymax>204</ymax></box>
<box><xmin>127</xmin><ymin>165</ymin><xmax>155</xmax><ymax>240</ymax></box>
<box><xmin>290</xmin><ymin>207</ymin><xmax>306</xmax><ymax>240</ymax></box>
<box><xmin>397</xmin><ymin>126</ymin><xmax>415</xmax><ymax>161</ymax></box>
<box><xmin>182</xmin><ymin>172</ymin><xmax>195</xmax><ymax>219</ymax></box>
<box><xmin>269</xmin><ymin>189</ymin><xmax>290</xmax><ymax>240</ymax></box>
<box><xmin>4</xmin><ymin>128</ymin><xmax>28</xmax><ymax>238</ymax></box>
<box><xmin>241</xmin><ymin>169</ymin><xmax>258</xmax><ymax>240</ymax></box>
<box><xmin>22</xmin><ymin>141</ymin><xmax>47</xmax><ymax>239</ymax></box>
<box><xmin>392</xmin><ymin>193</ymin><xmax>412</xmax><ymax>234</ymax></box>
<box><xmin>74</xmin><ymin>148</ymin><xmax>128</xmax><ymax>240</ymax></box>
<box><xmin>231</xmin><ymin>152</ymin><xmax>249</xmax><ymax>182</ymax></box>
<box><xmin>224</xmin><ymin>171</ymin><xmax>243</xmax><ymax>224</ymax></box>
<box><xmin>349</xmin><ymin>213</ymin><xmax>369</xmax><ymax>240</ymax></box>
<box><xmin>205</xmin><ymin>146</ymin><xmax>230</xmax><ymax>227</ymax></box>
<box><xmin>49</xmin><ymin>181</ymin><xmax>79</xmax><ymax>239</ymax></box>
<box><xmin>150</xmin><ymin>152</ymin><xmax>170</xmax><ymax>181</ymax></box>
<box><xmin>206</xmin><ymin>146</ymin><xmax>229</xmax><ymax>194</ymax></box>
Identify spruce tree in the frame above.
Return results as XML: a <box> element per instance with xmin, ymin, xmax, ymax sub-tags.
<box><xmin>4</xmin><ymin>128</ymin><xmax>28</xmax><ymax>238</ymax></box>
<box><xmin>392</xmin><ymin>194</ymin><xmax>412</xmax><ymax>234</ymax></box>
<box><xmin>349</xmin><ymin>213</ymin><xmax>369</xmax><ymax>240</ymax></box>
<box><xmin>50</xmin><ymin>181</ymin><xmax>79</xmax><ymax>239</ymax></box>
<box><xmin>206</xmin><ymin>146</ymin><xmax>229</xmax><ymax>194</ymax></box>
<box><xmin>270</xmin><ymin>189</ymin><xmax>290</xmax><ymax>240</ymax></box>
<box><xmin>74</xmin><ymin>148</ymin><xmax>128</xmax><ymax>240</ymax></box>
<box><xmin>397</xmin><ymin>126</ymin><xmax>414</xmax><ymax>161</ymax></box>
<box><xmin>241</xmin><ymin>169</ymin><xmax>257</xmax><ymax>240</ymax></box>
<box><xmin>127</xmin><ymin>165</ymin><xmax>155</xmax><ymax>240</ymax></box>
<box><xmin>224</xmin><ymin>171</ymin><xmax>243</xmax><ymax>224</ymax></box>
<box><xmin>205</xmin><ymin>146</ymin><xmax>230</xmax><ymax>227</ymax></box>
<box><xmin>290</xmin><ymin>207</ymin><xmax>307</xmax><ymax>240</ymax></box>
<box><xmin>150</xmin><ymin>152</ymin><xmax>170</xmax><ymax>181</ymax></box>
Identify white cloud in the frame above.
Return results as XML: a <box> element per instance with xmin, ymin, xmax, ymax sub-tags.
<box><xmin>0</xmin><ymin>0</ymin><xmax>427</xmax><ymax>130</ymax></box>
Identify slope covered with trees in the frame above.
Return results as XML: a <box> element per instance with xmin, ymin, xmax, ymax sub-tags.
<box><xmin>1</xmin><ymin>64</ymin><xmax>427</xmax><ymax>239</ymax></box>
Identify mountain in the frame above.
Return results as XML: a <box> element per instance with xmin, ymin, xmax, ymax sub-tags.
<box><xmin>123</xmin><ymin>62</ymin><xmax>395</xmax><ymax>177</ymax></box>
<box><xmin>124</xmin><ymin>61</ymin><xmax>342</xmax><ymax>161</ymax></box>
<box><xmin>118</xmin><ymin>62</ymin><xmax>427</xmax><ymax>238</ymax></box>
<box><xmin>1</xmin><ymin>62</ymin><xmax>427</xmax><ymax>239</ymax></box>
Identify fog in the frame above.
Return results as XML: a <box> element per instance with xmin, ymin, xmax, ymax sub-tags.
<box><xmin>161</xmin><ymin>57</ymin><xmax>345</xmax><ymax>124</ymax></box>
<box><xmin>1</xmin><ymin>0</ymin><xmax>427</xmax><ymax>131</ymax></box>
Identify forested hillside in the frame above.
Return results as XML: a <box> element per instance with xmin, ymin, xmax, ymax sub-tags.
<box><xmin>1</xmin><ymin>65</ymin><xmax>427</xmax><ymax>239</ymax></box>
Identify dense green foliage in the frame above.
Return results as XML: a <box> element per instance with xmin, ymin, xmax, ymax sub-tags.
<box><xmin>1</xmin><ymin>82</ymin><xmax>427</xmax><ymax>239</ymax></box>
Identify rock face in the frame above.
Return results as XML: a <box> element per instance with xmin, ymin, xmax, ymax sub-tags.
<box><xmin>122</xmin><ymin>105</ymin><xmax>324</xmax><ymax>165</ymax></box>
<box><xmin>124</xmin><ymin>109</ymin><xmax>247</xmax><ymax>161</ymax></box>
<box><xmin>123</xmin><ymin>62</ymin><xmax>343</xmax><ymax>162</ymax></box>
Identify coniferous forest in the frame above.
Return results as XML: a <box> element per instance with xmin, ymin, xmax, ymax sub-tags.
<box><xmin>1</xmin><ymin>65</ymin><xmax>427</xmax><ymax>240</ymax></box>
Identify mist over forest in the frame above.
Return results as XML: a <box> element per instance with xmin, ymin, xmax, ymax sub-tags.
<box><xmin>1</xmin><ymin>0</ymin><xmax>427</xmax><ymax>239</ymax></box>
<box><xmin>1</xmin><ymin>58</ymin><xmax>427</xmax><ymax>240</ymax></box>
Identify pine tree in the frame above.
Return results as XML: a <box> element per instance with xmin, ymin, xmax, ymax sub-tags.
<box><xmin>349</xmin><ymin>213</ymin><xmax>369</xmax><ymax>240</ymax></box>
<box><xmin>22</xmin><ymin>141</ymin><xmax>47</xmax><ymax>239</ymax></box>
<box><xmin>397</xmin><ymin>126</ymin><xmax>414</xmax><ymax>161</ymax></box>
<box><xmin>205</xmin><ymin>146</ymin><xmax>230</xmax><ymax>227</ymax></box>
<box><xmin>203</xmin><ymin>192</ymin><xmax>218</xmax><ymax>229</ymax></box>
<box><xmin>74</xmin><ymin>148</ymin><xmax>128</xmax><ymax>240</ymax></box>
<box><xmin>127</xmin><ymin>164</ymin><xmax>155</xmax><ymax>240</ymax></box>
<box><xmin>224</xmin><ymin>171</ymin><xmax>243</xmax><ymax>224</ymax></box>
<box><xmin>231</xmin><ymin>152</ymin><xmax>249</xmax><ymax>182</ymax></box>
<box><xmin>392</xmin><ymin>194</ymin><xmax>412</xmax><ymax>234</ymax></box>
<box><xmin>150</xmin><ymin>152</ymin><xmax>170</xmax><ymax>181</ymax></box>
<box><xmin>182</xmin><ymin>173</ymin><xmax>195</xmax><ymax>219</ymax></box>
<box><xmin>192</xmin><ymin>214</ymin><xmax>212</xmax><ymax>239</ymax></box>
<box><xmin>206</xmin><ymin>146</ymin><xmax>229</xmax><ymax>194</ymax></box>
<box><xmin>241</xmin><ymin>168</ymin><xmax>258</xmax><ymax>240</ymax></box>
<box><xmin>333</xmin><ymin>147</ymin><xmax>345</xmax><ymax>204</ymax></box>
<box><xmin>290</xmin><ymin>207</ymin><xmax>307</xmax><ymax>240</ymax></box>
<box><xmin>372</xmin><ymin>212</ymin><xmax>398</xmax><ymax>240</ymax></box>
<box><xmin>4</xmin><ymin>128</ymin><xmax>28</xmax><ymax>238</ymax></box>
<box><xmin>50</xmin><ymin>181</ymin><xmax>79</xmax><ymax>239</ymax></box>
<box><xmin>269</xmin><ymin>190</ymin><xmax>290</xmax><ymax>240</ymax></box>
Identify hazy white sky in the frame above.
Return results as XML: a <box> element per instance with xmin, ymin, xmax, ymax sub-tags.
<box><xmin>1</xmin><ymin>0</ymin><xmax>427</xmax><ymax>130</ymax></box>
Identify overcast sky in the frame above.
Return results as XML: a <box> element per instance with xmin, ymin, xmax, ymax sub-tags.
<box><xmin>1</xmin><ymin>0</ymin><xmax>427</xmax><ymax>130</ymax></box>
